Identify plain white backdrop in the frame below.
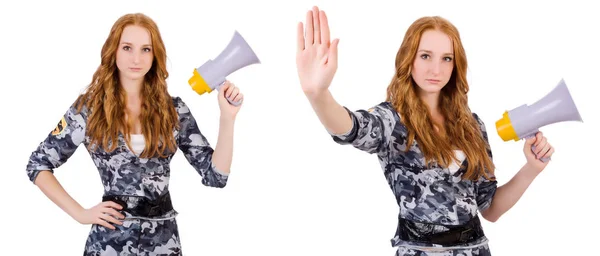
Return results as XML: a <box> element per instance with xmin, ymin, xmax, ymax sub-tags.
<box><xmin>1</xmin><ymin>0</ymin><xmax>598</xmax><ymax>255</ymax></box>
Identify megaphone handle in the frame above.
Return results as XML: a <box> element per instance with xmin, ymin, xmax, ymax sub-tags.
<box><xmin>215</xmin><ymin>82</ymin><xmax>243</xmax><ymax>106</ymax></box>
<box><xmin>524</xmin><ymin>134</ymin><xmax>551</xmax><ymax>163</ymax></box>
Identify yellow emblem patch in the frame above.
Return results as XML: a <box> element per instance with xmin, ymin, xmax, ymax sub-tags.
<box><xmin>51</xmin><ymin>117</ymin><xmax>67</xmax><ymax>136</ymax></box>
<box><xmin>368</xmin><ymin>107</ymin><xmax>374</xmax><ymax>113</ymax></box>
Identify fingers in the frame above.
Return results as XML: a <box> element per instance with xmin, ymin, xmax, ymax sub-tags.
<box><xmin>100</xmin><ymin>213</ymin><xmax>123</xmax><ymax>226</ymax></box>
<box><xmin>232</xmin><ymin>92</ymin><xmax>243</xmax><ymax>103</ymax></box>
<box><xmin>96</xmin><ymin>218</ymin><xmax>116</xmax><ymax>230</ymax></box>
<box><xmin>536</xmin><ymin>139</ymin><xmax>553</xmax><ymax>159</ymax></box>
<box><xmin>218</xmin><ymin>81</ymin><xmax>231</xmax><ymax>99</ymax></box>
<box><xmin>93</xmin><ymin>201</ymin><xmax>125</xmax><ymax>230</ymax></box>
<box><xmin>225</xmin><ymin>82</ymin><xmax>238</xmax><ymax>99</ymax></box>
<box><xmin>102</xmin><ymin>201</ymin><xmax>123</xmax><ymax>211</ymax></box>
<box><xmin>328</xmin><ymin>38</ymin><xmax>340</xmax><ymax>65</ymax></box>
<box><xmin>527</xmin><ymin>132</ymin><xmax>554</xmax><ymax>160</ymax></box>
<box><xmin>221</xmin><ymin>81</ymin><xmax>232</xmax><ymax>91</ymax></box>
<box><xmin>542</xmin><ymin>146</ymin><xmax>555</xmax><ymax>159</ymax></box>
<box><xmin>305</xmin><ymin>10</ymin><xmax>314</xmax><ymax>45</ymax></box>
<box><xmin>221</xmin><ymin>81</ymin><xmax>243</xmax><ymax>104</ymax></box>
<box><xmin>300</xmin><ymin>7</ymin><xmax>332</xmax><ymax>51</ymax></box>
<box><xmin>312</xmin><ymin>6</ymin><xmax>321</xmax><ymax>44</ymax></box>
<box><xmin>297</xmin><ymin>22</ymin><xmax>305</xmax><ymax>53</ymax></box>
<box><xmin>524</xmin><ymin>135</ymin><xmax>536</xmax><ymax>146</ymax></box>
<box><xmin>534</xmin><ymin>132</ymin><xmax>544</xmax><ymax>146</ymax></box>
<box><xmin>229</xmin><ymin>87</ymin><xmax>238</xmax><ymax>99</ymax></box>
<box><xmin>319</xmin><ymin>10</ymin><xmax>330</xmax><ymax>46</ymax></box>
<box><xmin>104</xmin><ymin>207</ymin><xmax>125</xmax><ymax>220</ymax></box>
<box><xmin>533</xmin><ymin>136</ymin><xmax>547</xmax><ymax>155</ymax></box>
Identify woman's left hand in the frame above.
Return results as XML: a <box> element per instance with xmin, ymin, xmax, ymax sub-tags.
<box><xmin>523</xmin><ymin>131</ymin><xmax>555</xmax><ymax>172</ymax></box>
<box><xmin>218</xmin><ymin>80</ymin><xmax>243</xmax><ymax>119</ymax></box>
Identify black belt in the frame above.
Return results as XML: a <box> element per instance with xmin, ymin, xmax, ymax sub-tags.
<box><xmin>395</xmin><ymin>215</ymin><xmax>485</xmax><ymax>247</ymax></box>
<box><xmin>102</xmin><ymin>192</ymin><xmax>174</xmax><ymax>218</ymax></box>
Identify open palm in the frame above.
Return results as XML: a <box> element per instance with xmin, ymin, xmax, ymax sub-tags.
<box><xmin>296</xmin><ymin>6</ymin><xmax>340</xmax><ymax>96</ymax></box>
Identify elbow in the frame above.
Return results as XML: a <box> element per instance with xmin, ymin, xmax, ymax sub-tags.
<box><xmin>203</xmin><ymin>177</ymin><xmax>228</xmax><ymax>188</ymax></box>
<box><xmin>214</xmin><ymin>181</ymin><xmax>228</xmax><ymax>189</ymax></box>
<box><xmin>212</xmin><ymin>171</ymin><xmax>229</xmax><ymax>189</ymax></box>
<box><xmin>28</xmin><ymin>167</ymin><xmax>53</xmax><ymax>185</ymax></box>
<box><xmin>201</xmin><ymin>164</ymin><xmax>229</xmax><ymax>188</ymax></box>
<box><xmin>481</xmin><ymin>207</ymin><xmax>501</xmax><ymax>223</ymax></box>
<box><xmin>483</xmin><ymin>214</ymin><xmax>499</xmax><ymax>223</ymax></box>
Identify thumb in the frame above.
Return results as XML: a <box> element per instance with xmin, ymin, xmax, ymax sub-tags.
<box><xmin>328</xmin><ymin>38</ymin><xmax>339</xmax><ymax>65</ymax></box>
<box><xmin>524</xmin><ymin>136</ymin><xmax>536</xmax><ymax>146</ymax></box>
<box><xmin>218</xmin><ymin>82</ymin><xmax>230</xmax><ymax>98</ymax></box>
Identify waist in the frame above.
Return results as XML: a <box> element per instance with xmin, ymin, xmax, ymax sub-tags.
<box><xmin>394</xmin><ymin>215</ymin><xmax>486</xmax><ymax>247</ymax></box>
<box><xmin>102</xmin><ymin>192</ymin><xmax>174</xmax><ymax>218</ymax></box>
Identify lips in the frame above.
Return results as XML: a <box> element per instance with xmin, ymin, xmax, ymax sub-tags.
<box><xmin>426</xmin><ymin>79</ymin><xmax>441</xmax><ymax>83</ymax></box>
<box><xmin>129</xmin><ymin>68</ymin><xmax>142</xmax><ymax>72</ymax></box>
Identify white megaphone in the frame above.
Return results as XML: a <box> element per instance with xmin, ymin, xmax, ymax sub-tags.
<box><xmin>495</xmin><ymin>78</ymin><xmax>583</xmax><ymax>162</ymax></box>
<box><xmin>188</xmin><ymin>31</ymin><xmax>260</xmax><ymax>106</ymax></box>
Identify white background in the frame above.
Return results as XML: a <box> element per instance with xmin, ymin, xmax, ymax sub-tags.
<box><xmin>1</xmin><ymin>0</ymin><xmax>598</xmax><ymax>255</ymax></box>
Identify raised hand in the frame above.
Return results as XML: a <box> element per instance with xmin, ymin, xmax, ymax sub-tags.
<box><xmin>296</xmin><ymin>6</ymin><xmax>340</xmax><ymax>97</ymax></box>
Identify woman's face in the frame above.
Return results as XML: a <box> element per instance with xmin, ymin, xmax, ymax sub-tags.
<box><xmin>411</xmin><ymin>29</ymin><xmax>455</xmax><ymax>96</ymax></box>
<box><xmin>116</xmin><ymin>25</ymin><xmax>154</xmax><ymax>83</ymax></box>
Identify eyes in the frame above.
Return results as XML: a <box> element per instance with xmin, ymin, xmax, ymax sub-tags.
<box><xmin>420</xmin><ymin>53</ymin><xmax>453</xmax><ymax>62</ymax></box>
<box><xmin>122</xmin><ymin>45</ymin><xmax>152</xmax><ymax>52</ymax></box>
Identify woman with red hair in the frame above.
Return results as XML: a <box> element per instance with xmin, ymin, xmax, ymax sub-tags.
<box><xmin>26</xmin><ymin>13</ymin><xmax>243</xmax><ymax>255</ymax></box>
<box><xmin>296</xmin><ymin>6</ymin><xmax>555</xmax><ymax>255</ymax></box>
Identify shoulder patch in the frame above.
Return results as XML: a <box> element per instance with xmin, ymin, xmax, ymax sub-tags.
<box><xmin>51</xmin><ymin>117</ymin><xmax>67</xmax><ymax>136</ymax></box>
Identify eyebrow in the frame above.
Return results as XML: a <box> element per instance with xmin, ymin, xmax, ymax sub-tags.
<box><xmin>418</xmin><ymin>49</ymin><xmax>453</xmax><ymax>56</ymax></box>
<box><xmin>120</xmin><ymin>42</ymin><xmax>152</xmax><ymax>47</ymax></box>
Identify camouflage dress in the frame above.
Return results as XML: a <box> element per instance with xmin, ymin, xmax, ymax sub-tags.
<box><xmin>329</xmin><ymin>102</ymin><xmax>496</xmax><ymax>256</ymax></box>
<box><xmin>26</xmin><ymin>96</ymin><xmax>228</xmax><ymax>256</ymax></box>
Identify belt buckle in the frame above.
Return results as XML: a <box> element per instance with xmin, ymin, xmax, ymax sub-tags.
<box><xmin>458</xmin><ymin>228</ymin><xmax>472</xmax><ymax>242</ymax></box>
<box><xmin>146</xmin><ymin>203</ymin><xmax>161</xmax><ymax>217</ymax></box>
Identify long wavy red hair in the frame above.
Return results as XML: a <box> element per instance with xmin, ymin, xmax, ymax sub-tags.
<box><xmin>74</xmin><ymin>13</ymin><xmax>179</xmax><ymax>158</ymax></box>
<box><xmin>386</xmin><ymin>16</ymin><xmax>495</xmax><ymax>181</ymax></box>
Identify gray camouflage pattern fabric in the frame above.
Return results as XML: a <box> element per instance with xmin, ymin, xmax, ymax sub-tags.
<box><xmin>26</xmin><ymin>96</ymin><xmax>228</xmax><ymax>255</ymax></box>
<box><xmin>395</xmin><ymin>243</ymin><xmax>491</xmax><ymax>256</ymax></box>
<box><xmin>328</xmin><ymin>102</ymin><xmax>497</xmax><ymax>255</ymax></box>
<box><xmin>84</xmin><ymin>218</ymin><xmax>182</xmax><ymax>256</ymax></box>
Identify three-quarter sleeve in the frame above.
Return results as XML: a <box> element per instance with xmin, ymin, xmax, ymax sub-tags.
<box><xmin>329</xmin><ymin>102</ymin><xmax>397</xmax><ymax>155</ymax></box>
<box><xmin>175</xmin><ymin>97</ymin><xmax>228</xmax><ymax>188</ymax></box>
<box><xmin>473</xmin><ymin>113</ymin><xmax>498</xmax><ymax>212</ymax></box>
<box><xmin>26</xmin><ymin>102</ymin><xmax>87</xmax><ymax>183</ymax></box>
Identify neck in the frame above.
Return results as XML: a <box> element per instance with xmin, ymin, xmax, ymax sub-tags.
<box><xmin>419</xmin><ymin>90</ymin><xmax>441</xmax><ymax>116</ymax></box>
<box><xmin>120</xmin><ymin>77</ymin><xmax>143</xmax><ymax>99</ymax></box>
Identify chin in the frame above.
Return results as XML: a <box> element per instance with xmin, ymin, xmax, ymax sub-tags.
<box><xmin>125</xmin><ymin>73</ymin><xmax>146</xmax><ymax>81</ymax></box>
<box><xmin>419</xmin><ymin>85</ymin><xmax>444</xmax><ymax>94</ymax></box>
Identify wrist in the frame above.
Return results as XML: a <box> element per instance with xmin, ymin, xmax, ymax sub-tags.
<box><xmin>69</xmin><ymin>205</ymin><xmax>86</xmax><ymax>221</ymax></box>
<box><xmin>304</xmin><ymin>88</ymin><xmax>330</xmax><ymax>102</ymax></box>
<box><xmin>521</xmin><ymin>163</ymin><xmax>542</xmax><ymax>178</ymax></box>
<box><xmin>219</xmin><ymin>115</ymin><xmax>236</xmax><ymax>124</ymax></box>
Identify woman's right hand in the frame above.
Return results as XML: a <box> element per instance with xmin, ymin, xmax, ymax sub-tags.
<box><xmin>296</xmin><ymin>6</ymin><xmax>340</xmax><ymax>98</ymax></box>
<box><xmin>74</xmin><ymin>201</ymin><xmax>125</xmax><ymax>230</ymax></box>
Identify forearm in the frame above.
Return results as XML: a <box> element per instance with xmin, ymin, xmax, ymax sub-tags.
<box><xmin>483</xmin><ymin>163</ymin><xmax>540</xmax><ymax>222</ymax></box>
<box><xmin>211</xmin><ymin>116</ymin><xmax>235</xmax><ymax>174</ymax></box>
<box><xmin>305</xmin><ymin>90</ymin><xmax>353</xmax><ymax>135</ymax></box>
<box><xmin>34</xmin><ymin>171</ymin><xmax>84</xmax><ymax>220</ymax></box>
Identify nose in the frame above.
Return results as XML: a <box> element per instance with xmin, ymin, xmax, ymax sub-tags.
<box><xmin>132</xmin><ymin>51</ymin><xmax>141</xmax><ymax>64</ymax></box>
<box><xmin>431</xmin><ymin>61</ymin><xmax>441</xmax><ymax>76</ymax></box>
